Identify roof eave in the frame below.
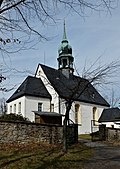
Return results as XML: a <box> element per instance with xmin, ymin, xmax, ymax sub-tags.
<box><xmin>7</xmin><ymin>94</ymin><xmax>51</xmax><ymax>103</ymax></box>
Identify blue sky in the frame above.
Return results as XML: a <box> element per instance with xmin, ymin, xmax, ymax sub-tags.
<box><xmin>1</xmin><ymin>3</ymin><xmax>120</xmax><ymax>105</ymax></box>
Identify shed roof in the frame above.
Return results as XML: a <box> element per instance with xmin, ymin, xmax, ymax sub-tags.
<box><xmin>98</xmin><ymin>107</ymin><xmax>120</xmax><ymax>122</ymax></box>
<box><xmin>33</xmin><ymin>111</ymin><xmax>64</xmax><ymax>117</ymax></box>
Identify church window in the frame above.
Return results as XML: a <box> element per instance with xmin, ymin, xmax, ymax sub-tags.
<box><xmin>75</xmin><ymin>104</ymin><xmax>81</xmax><ymax>124</ymax></box>
<box><xmin>93</xmin><ymin>107</ymin><xmax>97</xmax><ymax>125</ymax></box>
<box><xmin>18</xmin><ymin>102</ymin><xmax>21</xmax><ymax>114</ymax></box>
<box><xmin>38</xmin><ymin>103</ymin><xmax>42</xmax><ymax>112</ymax></box>
<box><xmin>10</xmin><ymin>105</ymin><xmax>12</xmax><ymax>113</ymax></box>
<box><xmin>38</xmin><ymin>70</ymin><xmax>41</xmax><ymax>76</ymax></box>
<box><xmin>51</xmin><ymin>104</ymin><xmax>54</xmax><ymax>112</ymax></box>
<box><xmin>14</xmin><ymin>104</ymin><xmax>16</xmax><ymax>113</ymax></box>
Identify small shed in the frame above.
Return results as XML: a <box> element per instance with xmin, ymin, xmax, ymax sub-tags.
<box><xmin>33</xmin><ymin>111</ymin><xmax>63</xmax><ymax>125</ymax></box>
<box><xmin>98</xmin><ymin>107</ymin><xmax>120</xmax><ymax>128</ymax></box>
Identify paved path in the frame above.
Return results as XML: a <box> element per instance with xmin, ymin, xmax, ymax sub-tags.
<box><xmin>79</xmin><ymin>139</ymin><xmax>120</xmax><ymax>169</ymax></box>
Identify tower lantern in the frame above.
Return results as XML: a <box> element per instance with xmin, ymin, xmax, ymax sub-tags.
<box><xmin>57</xmin><ymin>21</ymin><xmax>74</xmax><ymax>78</ymax></box>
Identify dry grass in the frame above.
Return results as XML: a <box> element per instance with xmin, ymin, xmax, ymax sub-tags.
<box><xmin>0</xmin><ymin>142</ymin><xmax>93</xmax><ymax>169</ymax></box>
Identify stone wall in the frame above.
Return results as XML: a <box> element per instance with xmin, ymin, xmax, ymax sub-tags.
<box><xmin>0</xmin><ymin>121</ymin><xmax>63</xmax><ymax>144</ymax></box>
<box><xmin>99</xmin><ymin>125</ymin><xmax>120</xmax><ymax>141</ymax></box>
<box><xmin>107</xmin><ymin>128</ymin><xmax>120</xmax><ymax>141</ymax></box>
<box><xmin>0</xmin><ymin>121</ymin><xmax>78</xmax><ymax>144</ymax></box>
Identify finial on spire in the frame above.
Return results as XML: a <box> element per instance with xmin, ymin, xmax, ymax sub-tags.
<box><xmin>62</xmin><ymin>20</ymin><xmax>68</xmax><ymax>42</ymax></box>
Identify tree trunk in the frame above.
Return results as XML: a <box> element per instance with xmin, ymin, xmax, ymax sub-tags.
<box><xmin>63</xmin><ymin>101</ymin><xmax>72</xmax><ymax>153</ymax></box>
<box><xmin>63</xmin><ymin>115</ymin><xmax>67</xmax><ymax>152</ymax></box>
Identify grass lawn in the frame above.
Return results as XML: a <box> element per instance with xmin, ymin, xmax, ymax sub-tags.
<box><xmin>79</xmin><ymin>134</ymin><xmax>92</xmax><ymax>140</ymax></box>
<box><xmin>0</xmin><ymin>142</ymin><xmax>93</xmax><ymax>169</ymax></box>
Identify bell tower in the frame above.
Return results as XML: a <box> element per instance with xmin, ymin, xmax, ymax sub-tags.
<box><xmin>57</xmin><ymin>21</ymin><xmax>74</xmax><ymax>78</ymax></box>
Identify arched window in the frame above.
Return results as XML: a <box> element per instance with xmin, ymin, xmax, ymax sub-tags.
<box><xmin>75</xmin><ymin>104</ymin><xmax>81</xmax><ymax>124</ymax></box>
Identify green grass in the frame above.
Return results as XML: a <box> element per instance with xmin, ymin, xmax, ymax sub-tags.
<box><xmin>0</xmin><ymin>142</ymin><xmax>94</xmax><ymax>169</ymax></box>
<box><xmin>79</xmin><ymin>134</ymin><xmax>92</xmax><ymax>140</ymax></box>
<box><xmin>79</xmin><ymin>132</ymin><xmax>100</xmax><ymax>141</ymax></box>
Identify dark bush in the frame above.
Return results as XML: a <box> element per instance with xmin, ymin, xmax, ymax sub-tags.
<box><xmin>0</xmin><ymin>113</ymin><xmax>30</xmax><ymax>122</ymax></box>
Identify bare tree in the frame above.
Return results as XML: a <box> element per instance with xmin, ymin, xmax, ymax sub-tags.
<box><xmin>0</xmin><ymin>0</ymin><xmax>119</xmax><ymax>91</ymax></box>
<box><xmin>0</xmin><ymin>67</ymin><xmax>6</xmax><ymax>91</ymax></box>
<box><xmin>63</xmin><ymin>60</ymin><xmax>120</xmax><ymax>152</ymax></box>
<box><xmin>0</xmin><ymin>97</ymin><xmax>7</xmax><ymax>115</ymax></box>
<box><xmin>0</xmin><ymin>1</ymin><xmax>118</xmax><ymax>49</ymax></box>
<box><xmin>104</xmin><ymin>87</ymin><xmax>120</xmax><ymax>108</ymax></box>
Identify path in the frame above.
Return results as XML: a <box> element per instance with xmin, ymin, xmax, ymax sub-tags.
<box><xmin>79</xmin><ymin>139</ymin><xmax>120</xmax><ymax>169</ymax></box>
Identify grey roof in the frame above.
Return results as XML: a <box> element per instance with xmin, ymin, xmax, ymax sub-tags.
<box><xmin>7</xmin><ymin>76</ymin><xmax>51</xmax><ymax>103</ymax></box>
<box><xmin>33</xmin><ymin>111</ymin><xmax>64</xmax><ymax>117</ymax></box>
<box><xmin>7</xmin><ymin>64</ymin><xmax>110</xmax><ymax>107</ymax></box>
<box><xmin>36</xmin><ymin>64</ymin><xmax>109</xmax><ymax>107</ymax></box>
<box><xmin>99</xmin><ymin>108</ymin><xmax>120</xmax><ymax>122</ymax></box>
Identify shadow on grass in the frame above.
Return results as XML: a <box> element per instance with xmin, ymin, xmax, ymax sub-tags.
<box><xmin>0</xmin><ymin>147</ymin><xmax>61</xmax><ymax>168</ymax></box>
<box><xmin>0</xmin><ymin>143</ymin><xmax>92</xmax><ymax>169</ymax></box>
<box><xmin>0</xmin><ymin>154</ymin><xmax>35</xmax><ymax>168</ymax></box>
<box><xmin>35</xmin><ymin>144</ymin><xmax>92</xmax><ymax>169</ymax></box>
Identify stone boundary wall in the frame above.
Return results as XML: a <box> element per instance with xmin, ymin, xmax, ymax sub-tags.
<box><xmin>0</xmin><ymin>121</ymin><xmax>63</xmax><ymax>144</ymax></box>
<box><xmin>99</xmin><ymin>125</ymin><xmax>120</xmax><ymax>141</ymax></box>
<box><xmin>107</xmin><ymin>128</ymin><xmax>120</xmax><ymax>141</ymax></box>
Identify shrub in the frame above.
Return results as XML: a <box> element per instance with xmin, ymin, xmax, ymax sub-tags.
<box><xmin>0</xmin><ymin>113</ymin><xmax>30</xmax><ymax>122</ymax></box>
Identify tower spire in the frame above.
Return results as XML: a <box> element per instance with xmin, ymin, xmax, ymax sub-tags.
<box><xmin>57</xmin><ymin>21</ymin><xmax>74</xmax><ymax>78</ymax></box>
<box><xmin>62</xmin><ymin>20</ymin><xmax>68</xmax><ymax>42</ymax></box>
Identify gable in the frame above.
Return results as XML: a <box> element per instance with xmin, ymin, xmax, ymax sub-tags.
<box><xmin>7</xmin><ymin>76</ymin><xmax>51</xmax><ymax>103</ymax></box>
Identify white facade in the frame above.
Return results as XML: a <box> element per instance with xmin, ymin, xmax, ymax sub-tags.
<box><xmin>7</xmin><ymin>96</ymin><xmax>51</xmax><ymax>122</ymax></box>
<box><xmin>77</xmin><ymin>103</ymin><xmax>105</xmax><ymax>134</ymax></box>
<box><xmin>67</xmin><ymin>101</ymin><xmax>106</xmax><ymax>134</ymax></box>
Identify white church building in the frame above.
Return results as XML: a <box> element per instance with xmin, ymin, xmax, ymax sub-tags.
<box><xmin>7</xmin><ymin>23</ymin><xmax>110</xmax><ymax>134</ymax></box>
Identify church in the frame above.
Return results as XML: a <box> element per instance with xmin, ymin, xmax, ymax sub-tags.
<box><xmin>7</xmin><ymin>23</ymin><xmax>110</xmax><ymax>134</ymax></box>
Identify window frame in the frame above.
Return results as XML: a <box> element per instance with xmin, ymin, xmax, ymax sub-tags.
<box><xmin>14</xmin><ymin>104</ymin><xmax>16</xmax><ymax>113</ymax></box>
<box><xmin>38</xmin><ymin>102</ymin><xmax>43</xmax><ymax>112</ymax></box>
<box><xmin>10</xmin><ymin>105</ymin><xmax>12</xmax><ymax>113</ymax></box>
<box><xmin>18</xmin><ymin>102</ymin><xmax>21</xmax><ymax>114</ymax></box>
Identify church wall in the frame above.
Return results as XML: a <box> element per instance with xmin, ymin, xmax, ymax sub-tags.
<box><xmin>25</xmin><ymin>96</ymin><xmax>51</xmax><ymax>122</ymax></box>
<box><xmin>59</xmin><ymin>100</ymin><xmax>106</xmax><ymax>134</ymax></box>
<box><xmin>78</xmin><ymin>102</ymin><xmax>107</xmax><ymax>134</ymax></box>
<box><xmin>7</xmin><ymin>96</ymin><xmax>51</xmax><ymax>122</ymax></box>
<box><xmin>48</xmin><ymin>97</ymin><xmax>107</xmax><ymax>134</ymax></box>
<box><xmin>7</xmin><ymin>96</ymin><xmax>26</xmax><ymax>117</ymax></box>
